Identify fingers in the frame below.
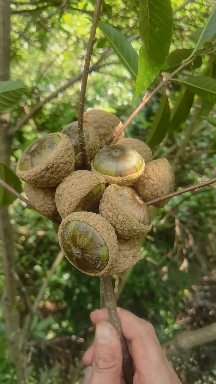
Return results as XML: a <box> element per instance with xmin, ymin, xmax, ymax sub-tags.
<box><xmin>90</xmin><ymin>321</ymin><xmax>122</xmax><ymax>384</ymax></box>
<box><xmin>82</xmin><ymin>343</ymin><xmax>94</xmax><ymax>366</ymax></box>
<box><xmin>91</xmin><ymin>308</ymin><xmax>181</xmax><ymax>384</ymax></box>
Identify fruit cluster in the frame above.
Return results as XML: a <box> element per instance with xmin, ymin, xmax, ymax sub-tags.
<box><xmin>16</xmin><ymin>110</ymin><xmax>175</xmax><ymax>276</ymax></box>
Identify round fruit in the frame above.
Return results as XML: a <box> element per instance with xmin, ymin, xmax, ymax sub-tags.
<box><xmin>83</xmin><ymin>109</ymin><xmax>124</xmax><ymax>147</ymax></box>
<box><xmin>113</xmin><ymin>238</ymin><xmax>142</xmax><ymax>274</ymax></box>
<box><xmin>91</xmin><ymin>144</ymin><xmax>145</xmax><ymax>186</ymax></box>
<box><xmin>55</xmin><ymin>170</ymin><xmax>106</xmax><ymax>219</ymax></box>
<box><xmin>99</xmin><ymin>185</ymin><xmax>151</xmax><ymax>239</ymax></box>
<box><xmin>117</xmin><ymin>138</ymin><xmax>152</xmax><ymax>164</ymax></box>
<box><xmin>58</xmin><ymin>212</ymin><xmax>118</xmax><ymax>276</ymax></box>
<box><xmin>134</xmin><ymin>158</ymin><xmax>175</xmax><ymax>208</ymax></box>
<box><xmin>62</xmin><ymin>122</ymin><xmax>100</xmax><ymax>169</ymax></box>
<box><xmin>24</xmin><ymin>183</ymin><xmax>60</xmax><ymax>221</ymax></box>
<box><xmin>16</xmin><ymin>133</ymin><xmax>75</xmax><ymax>187</ymax></box>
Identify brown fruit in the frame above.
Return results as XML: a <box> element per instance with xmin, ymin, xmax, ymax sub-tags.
<box><xmin>24</xmin><ymin>183</ymin><xmax>60</xmax><ymax>221</ymax></box>
<box><xmin>114</xmin><ymin>238</ymin><xmax>143</xmax><ymax>274</ymax></box>
<box><xmin>16</xmin><ymin>133</ymin><xmax>75</xmax><ymax>187</ymax></box>
<box><xmin>117</xmin><ymin>138</ymin><xmax>152</xmax><ymax>163</ymax></box>
<box><xmin>91</xmin><ymin>144</ymin><xmax>145</xmax><ymax>186</ymax></box>
<box><xmin>55</xmin><ymin>170</ymin><xmax>106</xmax><ymax>219</ymax></box>
<box><xmin>99</xmin><ymin>185</ymin><xmax>152</xmax><ymax>239</ymax></box>
<box><xmin>134</xmin><ymin>158</ymin><xmax>175</xmax><ymax>208</ymax></box>
<box><xmin>58</xmin><ymin>212</ymin><xmax>118</xmax><ymax>276</ymax></box>
<box><xmin>62</xmin><ymin>122</ymin><xmax>100</xmax><ymax>168</ymax></box>
<box><xmin>83</xmin><ymin>109</ymin><xmax>124</xmax><ymax>147</ymax></box>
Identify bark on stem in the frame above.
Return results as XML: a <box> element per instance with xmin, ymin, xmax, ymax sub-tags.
<box><xmin>77</xmin><ymin>0</ymin><xmax>103</xmax><ymax>169</ymax></box>
<box><xmin>100</xmin><ymin>275</ymin><xmax>134</xmax><ymax>384</ymax></box>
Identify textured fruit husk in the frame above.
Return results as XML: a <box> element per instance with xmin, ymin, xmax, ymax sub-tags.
<box><xmin>17</xmin><ymin>133</ymin><xmax>75</xmax><ymax>188</ymax></box>
<box><xmin>117</xmin><ymin>138</ymin><xmax>152</xmax><ymax>164</ymax></box>
<box><xmin>134</xmin><ymin>158</ymin><xmax>175</xmax><ymax>208</ymax></box>
<box><xmin>58</xmin><ymin>212</ymin><xmax>120</xmax><ymax>276</ymax></box>
<box><xmin>55</xmin><ymin>170</ymin><xmax>106</xmax><ymax>219</ymax></box>
<box><xmin>24</xmin><ymin>183</ymin><xmax>60</xmax><ymax>220</ymax></box>
<box><xmin>62</xmin><ymin>122</ymin><xmax>100</xmax><ymax>169</ymax></box>
<box><xmin>91</xmin><ymin>160</ymin><xmax>145</xmax><ymax>186</ymax></box>
<box><xmin>99</xmin><ymin>184</ymin><xmax>152</xmax><ymax>239</ymax></box>
<box><xmin>83</xmin><ymin>109</ymin><xmax>124</xmax><ymax>147</ymax></box>
<box><xmin>113</xmin><ymin>238</ymin><xmax>142</xmax><ymax>274</ymax></box>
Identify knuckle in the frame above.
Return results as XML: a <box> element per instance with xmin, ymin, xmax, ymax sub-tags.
<box><xmin>140</xmin><ymin>319</ymin><xmax>156</xmax><ymax>335</ymax></box>
<box><xmin>94</xmin><ymin>353</ymin><xmax>118</xmax><ymax>373</ymax></box>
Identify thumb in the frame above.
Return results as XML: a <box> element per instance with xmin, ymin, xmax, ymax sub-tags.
<box><xmin>91</xmin><ymin>321</ymin><xmax>122</xmax><ymax>384</ymax></box>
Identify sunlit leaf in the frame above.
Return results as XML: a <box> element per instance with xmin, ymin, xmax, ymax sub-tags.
<box><xmin>147</xmin><ymin>95</ymin><xmax>170</xmax><ymax>147</ymax></box>
<box><xmin>188</xmin><ymin>6</ymin><xmax>216</xmax><ymax>58</ymax></box>
<box><xmin>169</xmin><ymin>88</ymin><xmax>194</xmax><ymax>132</ymax></box>
<box><xmin>98</xmin><ymin>22</ymin><xmax>138</xmax><ymax>79</ymax></box>
<box><xmin>177</xmin><ymin>75</ymin><xmax>216</xmax><ymax>103</ymax></box>
<box><xmin>134</xmin><ymin>0</ymin><xmax>173</xmax><ymax>98</ymax></box>
<box><xmin>0</xmin><ymin>79</ymin><xmax>27</xmax><ymax>111</ymax></box>
<box><xmin>0</xmin><ymin>163</ymin><xmax>22</xmax><ymax>207</ymax></box>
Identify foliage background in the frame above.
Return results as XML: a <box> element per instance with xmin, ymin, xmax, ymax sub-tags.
<box><xmin>1</xmin><ymin>0</ymin><xmax>216</xmax><ymax>383</ymax></box>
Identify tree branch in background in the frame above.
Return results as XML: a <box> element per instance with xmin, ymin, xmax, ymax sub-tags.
<box><xmin>19</xmin><ymin>250</ymin><xmax>64</xmax><ymax>351</ymax></box>
<box><xmin>172</xmin><ymin>0</ymin><xmax>194</xmax><ymax>15</ymax></box>
<box><xmin>163</xmin><ymin>322</ymin><xmax>216</xmax><ymax>358</ymax></box>
<box><xmin>0</xmin><ymin>178</ymin><xmax>32</xmax><ymax>207</ymax></box>
<box><xmin>78</xmin><ymin>0</ymin><xmax>103</xmax><ymax>168</ymax></box>
<box><xmin>112</xmin><ymin>57</ymin><xmax>195</xmax><ymax>142</ymax></box>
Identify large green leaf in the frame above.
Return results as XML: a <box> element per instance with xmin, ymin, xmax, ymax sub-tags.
<box><xmin>134</xmin><ymin>0</ymin><xmax>173</xmax><ymax>98</ymax></box>
<box><xmin>169</xmin><ymin>88</ymin><xmax>194</xmax><ymax>132</ymax></box>
<box><xmin>188</xmin><ymin>6</ymin><xmax>216</xmax><ymax>58</ymax></box>
<box><xmin>198</xmin><ymin>62</ymin><xmax>216</xmax><ymax>121</ymax></box>
<box><xmin>0</xmin><ymin>163</ymin><xmax>22</xmax><ymax>206</ymax></box>
<box><xmin>98</xmin><ymin>22</ymin><xmax>138</xmax><ymax>79</ymax></box>
<box><xmin>162</xmin><ymin>48</ymin><xmax>202</xmax><ymax>72</ymax></box>
<box><xmin>146</xmin><ymin>94</ymin><xmax>170</xmax><ymax>147</ymax></box>
<box><xmin>177</xmin><ymin>75</ymin><xmax>216</xmax><ymax>103</ymax></box>
<box><xmin>0</xmin><ymin>79</ymin><xmax>27</xmax><ymax>111</ymax></box>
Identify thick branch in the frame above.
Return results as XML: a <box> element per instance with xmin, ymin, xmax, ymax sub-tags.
<box><xmin>163</xmin><ymin>322</ymin><xmax>216</xmax><ymax>358</ymax></box>
<box><xmin>78</xmin><ymin>0</ymin><xmax>103</xmax><ymax>168</ymax></box>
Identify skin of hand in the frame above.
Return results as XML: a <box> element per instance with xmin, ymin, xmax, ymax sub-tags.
<box><xmin>82</xmin><ymin>307</ymin><xmax>181</xmax><ymax>384</ymax></box>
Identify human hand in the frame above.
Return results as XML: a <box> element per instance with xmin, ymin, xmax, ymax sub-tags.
<box><xmin>82</xmin><ymin>307</ymin><xmax>181</xmax><ymax>384</ymax></box>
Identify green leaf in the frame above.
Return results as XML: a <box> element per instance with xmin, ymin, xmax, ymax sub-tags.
<box><xmin>0</xmin><ymin>79</ymin><xmax>27</xmax><ymax>111</ymax></box>
<box><xmin>146</xmin><ymin>95</ymin><xmax>170</xmax><ymax>147</ymax></box>
<box><xmin>98</xmin><ymin>22</ymin><xmax>138</xmax><ymax>79</ymax></box>
<box><xmin>134</xmin><ymin>0</ymin><xmax>173</xmax><ymax>98</ymax></box>
<box><xmin>169</xmin><ymin>88</ymin><xmax>194</xmax><ymax>132</ymax></box>
<box><xmin>0</xmin><ymin>163</ymin><xmax>22</xmax><ymax>207</ymax></box>
<box><xmin>188</xmin><ymin>6</ymin><xmax>216</xmax><ymax>58</ymax></box>
<box><xmin>37</xmin><ymin>317</ymin><xmax>54</xmax><ymax>331</ymax></box>
<box><xmin>198</xmin><ymin>62</ymin><xmax>216</xmax><ymax>120</ymax></box>
<box><xmin>162</xmin><ymin>49</ymin><xmax>202</xmax><ymax>72</ymax></box>
<box><xmin>200</xmin><ymin>113</ymin><xmax>216</xmax><ymax>127</ymax></box>
<box><xmin>177</xmin><ymin>75</ymin><xmax>216</xmax><ymax>103</ymax></box>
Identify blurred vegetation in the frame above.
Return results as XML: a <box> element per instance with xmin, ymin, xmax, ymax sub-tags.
<box><xmin>1</xmin><ymin>0</ymin><xmax>216</xmax><ymax>383</ymax></box>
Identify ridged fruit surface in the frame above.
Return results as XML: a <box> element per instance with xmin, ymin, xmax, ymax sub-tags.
<box><xmin>55</xmin><ymin>170</ymin><xmax>106</xmax><ymax>219</ymax></box>
<box><xmin>134</xmin><ymin>158</ymin><xmax>175</xmax><ymax>208</ymax></box>
<box><xmin>111</xmin><ymin>238</ymin><xmax>142</xmax><ymax>274</ymax></box>
<box><xmin>24</xmin><ymin>183</ymin><xmax>60</xmax><ymax>220</ymax></box>
<box><xmin>99</xmin><ymin>185</ymin><xmax>152</xmax><ymax>239</ymax></box>
<box><xmin>83</xmin><ymin>109</ymin><xmax>124</xmax><ymax>147</ymax></box>
<box><xmin>17</xmin><ymin>133</ymin><xmax>75</xmax><ymax>187</ymax></box>
<box><xmin>117</xmin><ymin>138</ymin><xmax>152</xmax><ymax>163</ymax></box>
<box><xmin>91</xmin><ymin>144</ymin><xmax>145</xmax><ymax>186</ymax></box>
<box><xmin>62</xmin><ymin>122</ymin><xmax>100</xmax><ymax>168</ymax></box>
<box><xmin>58</xmin><ymin>212</ymin><xmax>118</xmax><ymax>276</ymax></box>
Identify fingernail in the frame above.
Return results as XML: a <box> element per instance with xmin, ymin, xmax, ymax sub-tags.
<box><xmin>95</xmin><ymin>322</ymin><xmax>112</xmax><ymax>344</ymax></box>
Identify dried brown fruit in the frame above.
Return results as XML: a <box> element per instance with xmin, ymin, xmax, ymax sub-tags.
<box><xmin>99</xmin><ymin>184</ymin><xmax>151</xmax><ymax>239</ymax></box>
<box><xmin>83</xmin><ymin>109</ymin><xmax>124</xmax><ymax>147</ymax></box>
<box><xmin>58</xmin><ymin>212</ymin><xmax>118</xmax><ymax>276</ymax></box>
<box><xmin>24</xmin><ymin>183</ymin><xmax>60</xmax><ymax>221</ymax></box>
<box><xmin>134</xmin><ymin>158</ymin><xmax>175</xmax><ymax>208</ymax></box>
<box><xmin>117</xmin><ymin>138</ymin><xmax>152</xmax><ymax>163</ymax></box>
<box><xmin>55</xmin><ymin>170</ymin><xmax>106</xmax><ymax>219</ymax></box>
<box><xmin>17</xmin><ymin>133</ymin><xmax>75</xmax><ymax>187</ymax></box>
<box><xmin>91</xmin><ymin>144</ymin><xmax>145</xmax><ymax>186</ymax></box>
<box><xmin>62</xmin><ymin>122</ymin><xmax>100</xmax><ymax>168</ymax></box>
